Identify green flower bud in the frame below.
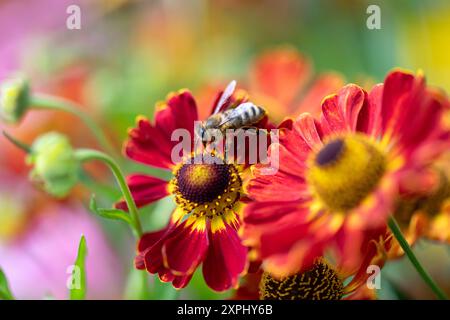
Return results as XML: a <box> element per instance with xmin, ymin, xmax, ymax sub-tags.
<box><xmin>0</xmin><ymin>77</ymin><xmax>30</xmax><ymax>123</ymax></box>
<box><xmin>27</xmin><ymin>132</ymin><xmax>79</xmax><ymax>198</ymax></box>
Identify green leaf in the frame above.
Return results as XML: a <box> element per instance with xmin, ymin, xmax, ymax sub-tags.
<box><xmin>69</xmin><ymin>235</ymin><xmax>87</xmax><ymax>300</ymax></box>
<box><xmin>0</xmin><ymin>268</ymin><xmax>14</xmax><ymax>300</ymax></box>
<box><xmin>89</xmin><ymin>195</ymin><xmax>132</xmax><ymax>225</ymax></box>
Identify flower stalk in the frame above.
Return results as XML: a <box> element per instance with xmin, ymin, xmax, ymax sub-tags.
<box><xmin>31</xmin><ymin>94</ymin><xmax>118</xmax><ymax>158</ymax></box>
<box><xmin>2</xmin><ymin>131</ymin><xmax>31</xmax><ymax>153</ymax></box>
<box><xmin>387</xmin><ymin>215</ymin><xmax>448</xmax><ymax>300</ymax></box>
<box><xmin>75</xmin><ymin>149</ymin><xmax>143</xmax><ymax>237</ymax></box>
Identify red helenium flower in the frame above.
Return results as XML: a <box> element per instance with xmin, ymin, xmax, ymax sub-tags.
<box><xmin>196</xmin><ymin>47</ymin><xmax>344</xmax><ymax>124</ymax></box>
<box><xmin>243</xmin><ymin>70</ymin><xmax>450</xmax><ymax>277</ymax></box>
<box><xmin>118</xmin><ymin>86</ymin><xmax>259</xmax><ymax>291</ymax></box>
<box><xmin>234</xmin><ymin>226</ymin><xmax>391</xmax><ymax>300</ymax></box>
<box><xmin>249</xmin><ymin>47</ymin><xmax>344</xmax><ymax>122</ymax></box>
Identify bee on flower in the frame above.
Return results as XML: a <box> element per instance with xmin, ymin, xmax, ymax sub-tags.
<box><xmin>118</xmin><ymin>82</ymin><xmax>274</xmax><ymax>291</ymax></box>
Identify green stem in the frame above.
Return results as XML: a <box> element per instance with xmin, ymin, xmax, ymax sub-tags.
<box><xmin>388</xmin><ymin>216</ymin><xmax>448</xmax><ymax>300</ymax></box>
<box><xmin>75</xmin><ymin>149</ymin><xmax>153</xmax><ymax>300</ymax></box>
<box><xmin>2</xmin><ymin>131</ymin><xmax>31</xmax><ymax>153</ymax></box>
<box><xmin>75</xmin><ymin>149</ymin><xmax>143</xmax><ymax>237</ymax></box>
<box><xmin>31</xmin><ymin>94</ymin><xmax>118</xmax><ymax>158</ymax></box>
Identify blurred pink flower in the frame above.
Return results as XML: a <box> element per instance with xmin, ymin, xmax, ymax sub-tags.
<box><xmin>0</xmin><ymin>170</ymin><xmax>124</xmax><ymax>300</ymax></box>
<box><xmin>0</xmin><ymin>199</ymin><xmax>124</xmax><ymax>299</ymax></box>
<box><xmin>0</xmin><ymin>0</ymin><xmax>90</xmax><ymax>76</ymax></box>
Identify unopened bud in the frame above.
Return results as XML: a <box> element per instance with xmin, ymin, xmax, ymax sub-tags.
<box><xmin>0</xmin><ymin>77</ymin><xmax>30</xmax><ymax>123</ymax></box>
<box><xmin>27</xmin><ymin>132</ymin><xmax>79</xmax><ymax>198</ymax></box>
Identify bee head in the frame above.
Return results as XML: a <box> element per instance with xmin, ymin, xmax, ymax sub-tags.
<box><xmin>195</xmin><ymin>124</ymin><xmax>212</xmax><ymax>146</ymax></box>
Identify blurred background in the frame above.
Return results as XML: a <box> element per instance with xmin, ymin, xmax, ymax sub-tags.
<box><xmin>0</xmin><ymin>0</ymin><xmax>449</xmax><ymax>299</ymax></box>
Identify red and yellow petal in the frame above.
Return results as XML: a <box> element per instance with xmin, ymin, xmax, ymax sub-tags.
<box><xmin>162</xmin><ymin>220</ymin><xmax>209</xmax><ymax>275</ymax></box>
<box><xmin>136</xmin><ymin>230</ymin><xmax>166</xmax><ymax>272</ymax></box>
<box><xmin>141</xmin><ymin>224</ymin><xmax>178</xmax><ymax>274</ymax></box>
<box><xmin>202</xmin><ymin>223</ymin><xmax>248</xmax><ymax>292</ymax></box>
<box><xmin>137</xmin><ymin>228</ymin><xmax>169</xmax><ymax>253</ymax></box>
<box><xmin>125</xmin><ymin>91</ymin><xmax>199</xmax><ymax>170</ymax></box>
<box><xmin>116</xmin><ymin>174</ymin><xmax>169</xmax><ymax>210</ymax></box>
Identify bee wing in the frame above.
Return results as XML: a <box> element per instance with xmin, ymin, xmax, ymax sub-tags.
<box><xmin>213</xmin><ymin>80</ymin><xmax>237</xmax><ymax>115</ymax></box>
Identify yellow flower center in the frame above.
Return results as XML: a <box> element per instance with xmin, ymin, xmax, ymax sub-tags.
<box><xmin>307</xmin><ymin>134</ymin><xmax>386</xmax><ymax>212</ymax></box>
<box><xmin>170</xmin><ymin>156</ymin><xmax>242</xmax><ymax>219</ymax></box>
<box><xmin>259</xmin><ymin>259</ymin><xmax>344</xmax><ymax>300</ymax></box>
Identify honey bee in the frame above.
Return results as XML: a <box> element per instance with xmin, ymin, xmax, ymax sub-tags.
<box><xmin>197</xmin><ymin>81</ymin><xmax>267</xmax><ymax>143</ymax></box>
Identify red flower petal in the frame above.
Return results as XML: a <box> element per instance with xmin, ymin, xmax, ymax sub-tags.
<box><xmin>244</xmin><ymin>201</ymin><xmax>304</xmax><ymax>227</ymax></box>
<box><xmin>116</xmin><ymin>174</ymin><xmax>169</xmax><ymax>210</ymax></box>
<box><xmin>125</xmin><ymin>91</ymin><xmax>199</xmax><ymax>169</ymax></box>
<box><xmin>264</xmin><ymin>237</ymin><xmax>327</xmax><ymax>277</ymax></box>
<box><xmin>258</xmin><ymin>212</ymin><xmax>314</xmax><ymax>259</ymax></box>
<box><xmin>202</xmin><ymin>224</ymin><xmax>247</xmax><ymax>292</ymax></box>
<box><xmin>142</xmin><ymin>224</ymin><xmax>177</xmax><ymax>274</ymax></box>
<box><xmin>250</xmin><ymin>47</ymin><xmax>311</xmax><ymax>108</ymax></box>
<box><xmin>343</xmin><ymin>227</ymin><xmax>391</xmax><ymax>294</ymax></box>
<box><xmin>338</xmin><ymin>84</ymin><xmax>367</xmax><ymax>132</ymax></box>
<box><xmin>136</xmin><ymin>229</ymin><xmax>168</xmax><ymax>270</ymax></box>
<box><xmin>381</xmin><ymin>70</ymin><xmax>415</xmax><ymax>137</ymax></box>
<box><xmin>243</xmin><ymin>201</ymin><xmax>312</xmax><ymax>255</ymax></box>
<box><xmin>400</xmin><ymin>92</ymin><xmax>446</xmax><ymax>157</ymax></box>
<box><xmin>135</xmin><ymin>254</ymin><xmax>146</xmax><ymax>270</ymax></box>
<box><xmin>158</xmin><ymin>268</ymin><xmax>175</xmax><ymax>283</ymax></box>
<box><xmin>232</xmin><ymin>269</ymin><xmax>263</xmax><ymax>300</ymax></box>
<box><xmin>173</xmin><ymin>274</ymin><xmax>194</xmax><ymax>289</ymax></box>
<box><xmin>379</xmin><ymin>70</ymin><xmax>448</xmax><ymax>158</ymax></box>
<box><xmin>136</xmin><ymin>218</ymin><xmax>201</xmax><ymax>290</ymax></box>
<box><xmin>125</xmin><ymin>117</ymin><xmax>175</xmax><ymax>169</ymax></box>
<box><xmin>162</xmin><ymin>222</ymin><xmax>209</xmax><ymax>275</ymax></box>
<box><xmin>356</xmin><ymin>83</ymin><xmax>383</xmax><ymax>136</ymax></box>
<box><xmin>248</xmin><ymin>133</ymin><xmax>309</xmax><ymax>202</ymax></box>
<box><xmin>295</xmin><ymin>73</ymin><xmax>344</xmax><ymax>116</ymax></box>
<box><xmin>294</xmin><ymin>113</ymin><xmax>323</xmax><ymax>149</ymax></box>
<box><xmin>137</xmin><ymin>229</ymin><xmax>169</xmax><ymax>253</ymax></box>
<box><xmin>320</xmin><ymin>85</ymin><xmax>367</xmax><ymax>134</ymax></box>
<box><xmin>320</xmin><ymin>94</ymin><xmax>345</xmax><ymax>133</ymax></box>
<box><xmin>155</xmin><ymin>91</ymin><xmax>198</xmax><ymax>142</ymax></box>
